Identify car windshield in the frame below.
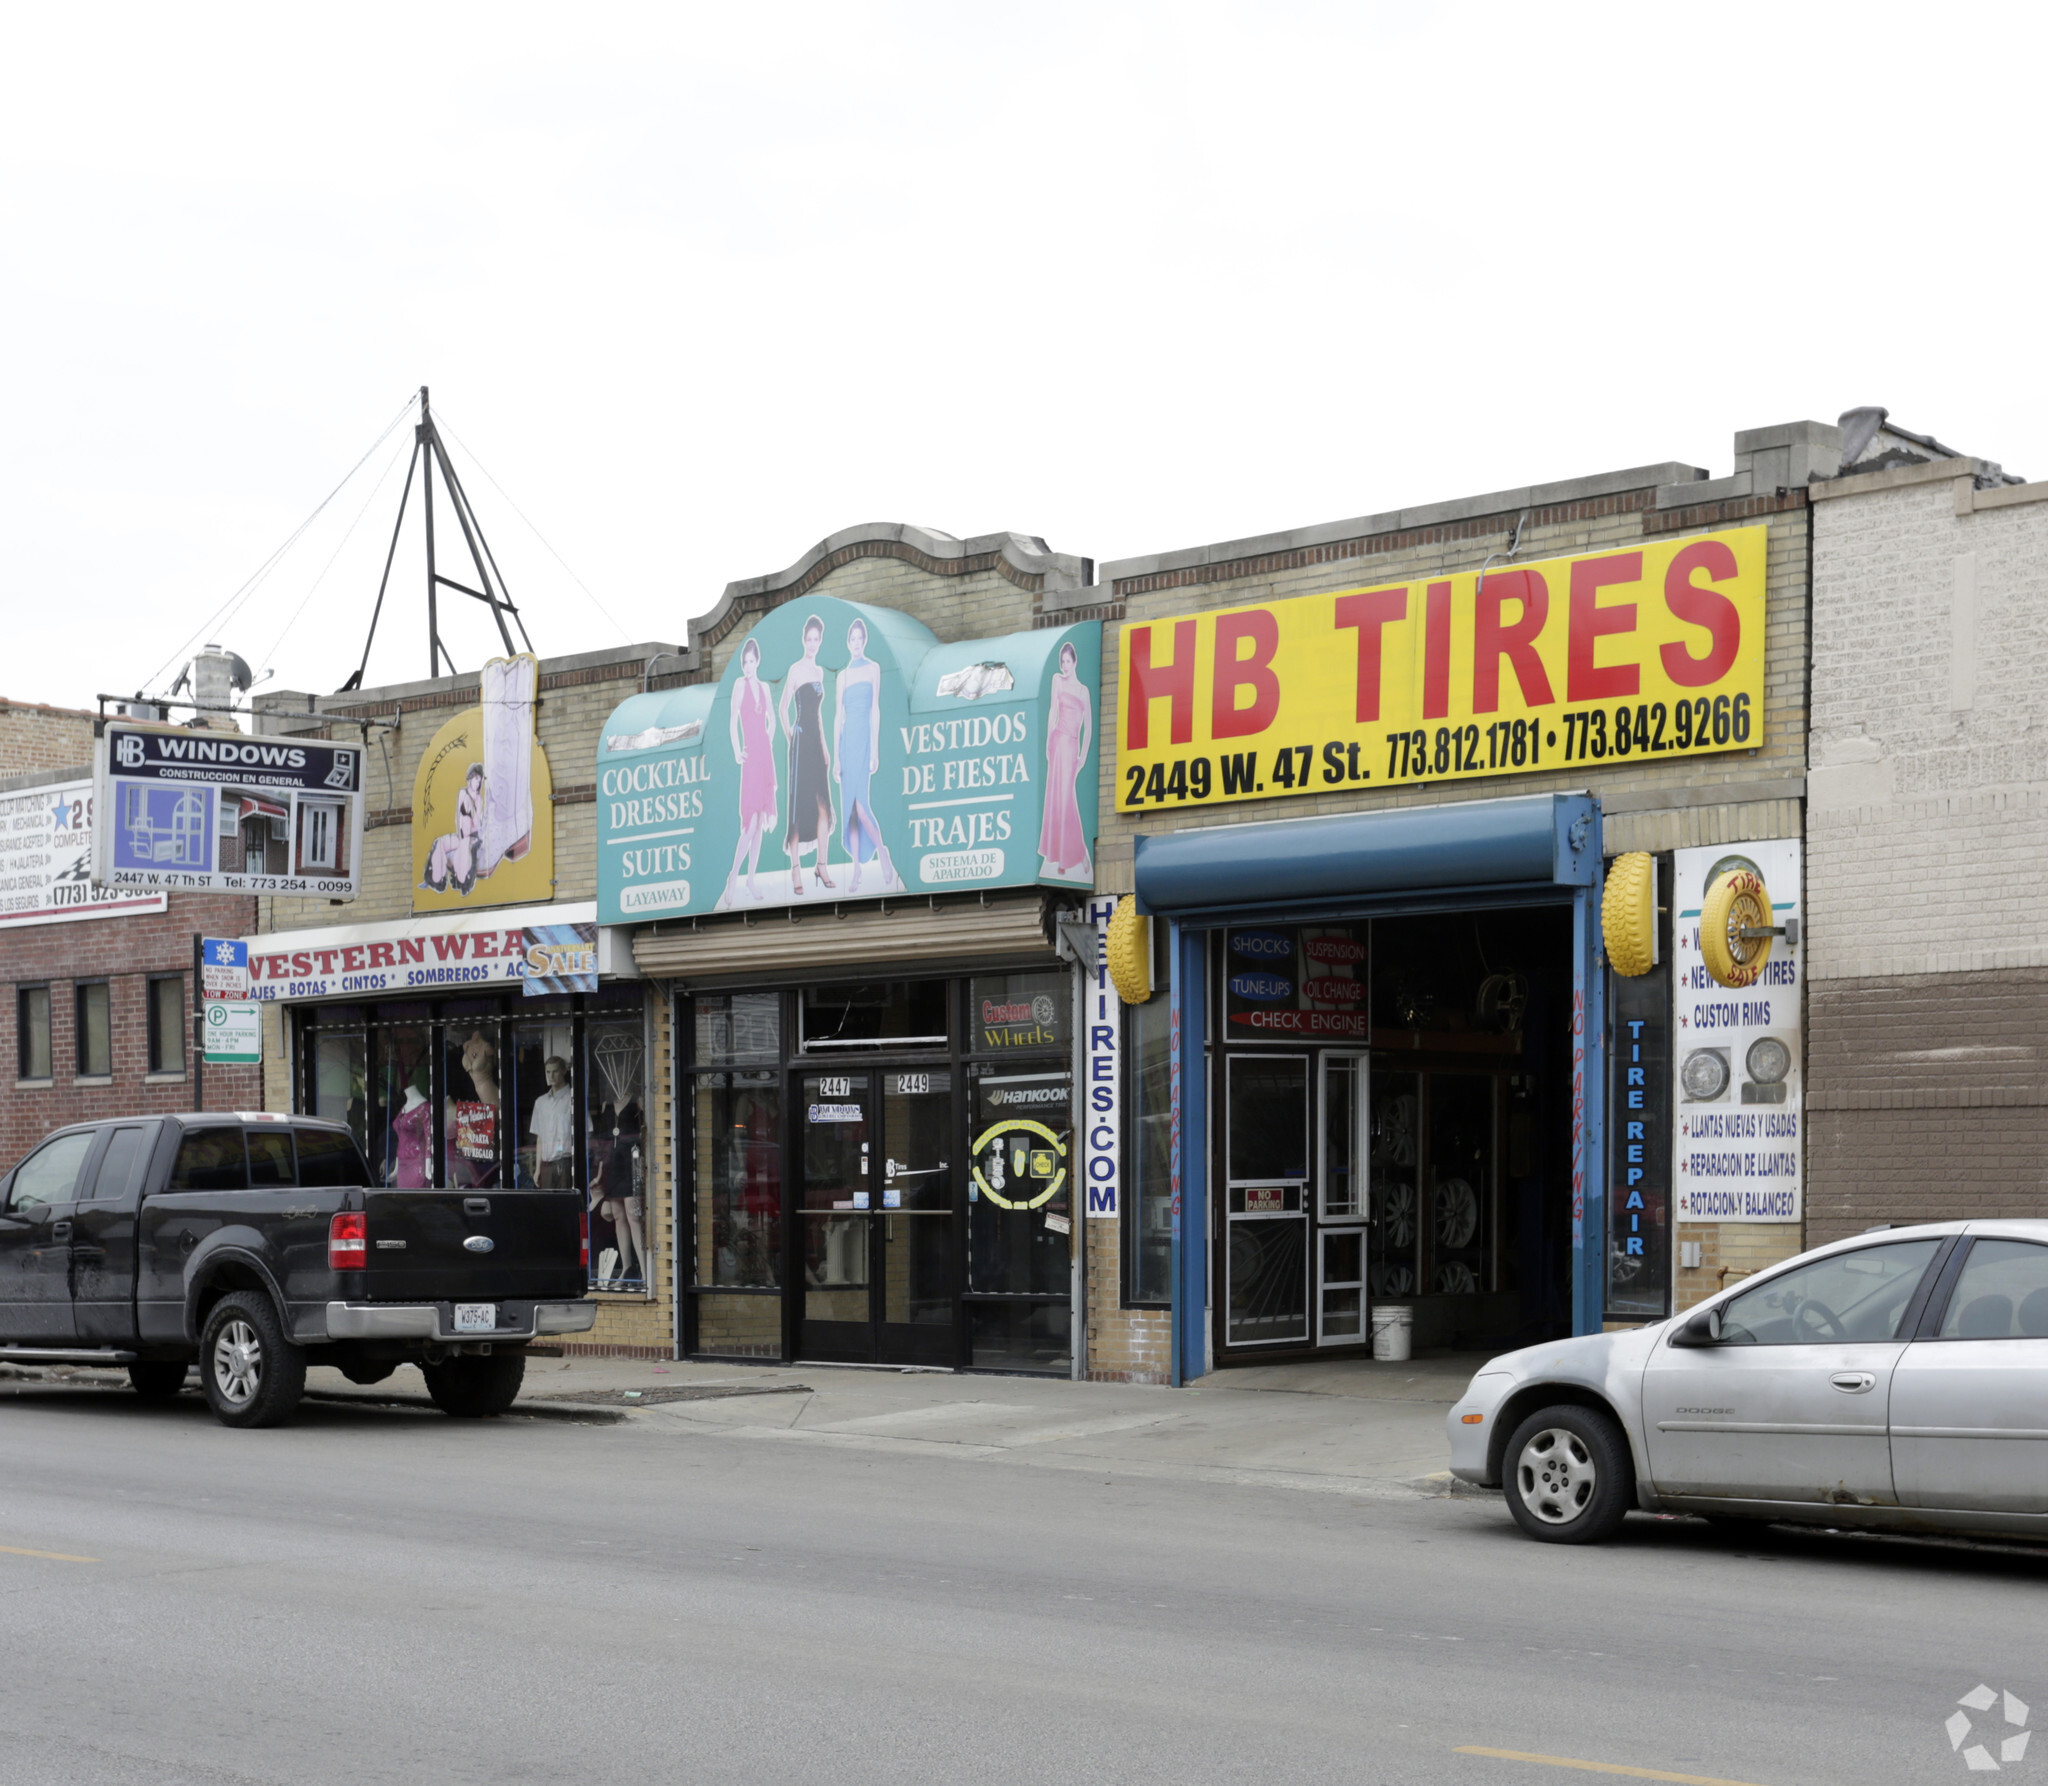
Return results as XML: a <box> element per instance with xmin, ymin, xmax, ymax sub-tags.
<box><xmin>1718</xmin><ymin>1238</ymin><xmax>1942</xmax><ymax>1345</ymax></box>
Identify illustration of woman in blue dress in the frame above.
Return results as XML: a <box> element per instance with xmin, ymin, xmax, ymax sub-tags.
<box><xmin>832</xmin><ymin>616</ymin><xmax>896</xmax><ymax>895</ymax></box>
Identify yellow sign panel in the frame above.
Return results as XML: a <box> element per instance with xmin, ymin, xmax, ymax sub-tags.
<box><xmin>412</xmin><ymin>654</ymin><xmax>556</xmax><ymax>913</ymax></box>
<box><xmin>1116</xmin><ymin>528</ymin><xmax>1766</xmax><ymax>812</ymax></box>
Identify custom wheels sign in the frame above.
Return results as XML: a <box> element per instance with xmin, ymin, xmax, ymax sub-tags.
<box><xmin>93</xmin><ymin>722</ymin><xmax>364</xmax><ymax>899</ymax></box>
<box><xmin>1116</xmin><ymin>528</ymin><xmax>1766</xmax><ymax>813</ymax></box>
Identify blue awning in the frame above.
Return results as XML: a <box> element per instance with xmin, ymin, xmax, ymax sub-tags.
<box><xmin>1132</xmin><ymin>792</ymin><xmax>1598</xmax><ymax>918</ymax></box>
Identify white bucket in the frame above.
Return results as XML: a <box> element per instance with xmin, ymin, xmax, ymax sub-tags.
<box><xmin>1369</xmin><ymin>1303</ymin><xmax>1413</xmax><ymax>1362</ymax></box>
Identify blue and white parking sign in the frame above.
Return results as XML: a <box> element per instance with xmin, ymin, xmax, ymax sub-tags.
<box><xmin>200</xmin><ymin>937</ymin><xmax>250</xmax><ymax>1000</ymax></box>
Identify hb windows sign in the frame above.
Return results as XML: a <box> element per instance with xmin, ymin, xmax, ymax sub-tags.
<box><xmin>93</xmin><ymin>721</ymin><xmax>365</xmax><ymax>898</ymax></box>
<box><xmin>1116</xmin><ymin>528</ymin><xmax>1766</xmax><ymax>812</ymax></box>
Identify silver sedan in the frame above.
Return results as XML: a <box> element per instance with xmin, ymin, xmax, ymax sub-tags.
<box><xmin>1446</xmin><ymin>1219</ymin><xmax>2048</xmax><ymax>1544</ymax></box>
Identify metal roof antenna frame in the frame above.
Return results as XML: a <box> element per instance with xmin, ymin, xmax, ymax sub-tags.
<box><xmin>339</xmin><ymin>385</ymin><xmax>536</xmax><ymax>692</ymax></box>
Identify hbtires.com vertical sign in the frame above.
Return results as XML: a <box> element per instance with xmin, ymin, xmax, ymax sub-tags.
<box><xmin>1083</xmin><ymin>896</ymin><xmax>1122</xmax><ymax>1217</ymax></box>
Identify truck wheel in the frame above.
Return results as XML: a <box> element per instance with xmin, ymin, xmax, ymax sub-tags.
<box><xmin>421</xmin><ymin>1352</ymin><xmax>526</xmax><ymax>1419</ymax></box>
<box><xmin>127</xmin><ymin>1360</ymin><xmax>188</xmax><ymax>1400</ymax></box>
<box><xmin>1503</xmin><ymin>1404</ymin><xmax>1634</xmax><ymax>1544</ymax></box>
<box><xmin>199</xmin><ymin>1292</ymin><xmax>307</xmax><ymax>1429</ymax></box>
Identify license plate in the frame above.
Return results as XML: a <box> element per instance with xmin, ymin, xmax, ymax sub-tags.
<box><xmin>453</xmin><ymin>1303</ymin><xmax>497</xmax><ymax>1333</ymax></box>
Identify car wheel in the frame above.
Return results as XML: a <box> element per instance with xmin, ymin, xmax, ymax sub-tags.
<box><xmin>1503</xmin><ymin>1403</ymin><xmax>1634</xmax><ymax>1544</ymax></box>
<box><xmin>200</xmin><ymin>1292</ymin><xmax>307</xmax><ymax>1429</ymax></box>
<box><xmin>127</xmin><ymin>1360</ymin><xmax>188</xmax><ymax>1400</ymax></box>
<box><xmin>421</xmin><ymin>1352</ymin><xmax>525</xmax><ymax>1418</ymax></box>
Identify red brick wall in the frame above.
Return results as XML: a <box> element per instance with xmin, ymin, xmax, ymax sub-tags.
<box><xmin>1</xmin><ymin>892</ymin><xmax>264</xmax><ymax>1169</ymax></box>
<box><xmin>0</xmin><ymin>699</ymin><xmax>94</xmax><ymax>781</ymax></box>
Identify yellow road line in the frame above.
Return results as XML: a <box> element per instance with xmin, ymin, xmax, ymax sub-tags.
<box><xmin>0</xmin><ymin>1544</ymin><xmax>98</xmax><ymax>1563</ymax></box>
<box><xmin>1455</xmin><ymin>1747</ymin><xmax>1773</xmax><ymax>1786</ymax></box>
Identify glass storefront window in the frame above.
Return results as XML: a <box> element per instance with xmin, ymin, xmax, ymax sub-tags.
<box><xmin>512</xmin><ymin>1019</ymin><xmax>578</xmax><ymax>1190</ymax></box>
<box><xmin>969</xmin><ymin>1300</ymin><xmax>1070</xmax><ymax>1373</ymax></box>
<box><xmin>587</xmin><ymin>1016</ymin><xmax>648</xmax><ymax>1291</ymax></box>
<box><xmin>1370</xmin><ymin>1070</ymin><xmax>1420</xmax><ymax>1298</ymax></box>
<box><xmin>443</xmin><ymin>1022</ymin><xmax>505</xmax><ymax>1188</ymax></box>
<box><xmin>1427</xmin><ymin>1074</ymin><xmax>1495</xmax><ymax>1296</ymax></box>
<box><xmin>696</xmin><ymin>993</ymin><xmax>780</xmax><ymax>1065</ymax></box>
<box><xmin>969</xmin><ymin>971</ymin><xmax>1066</xmax><ymax>1054</ymax></box>
<box><xmin>800</xmin><ymin>980</ymin><xmax>947</xmax><ymax>1050</ymax></box>
<box><xmin>312</xmin><ymin>1032</ymin><xmax>367</xmax><ymax>1160</ymax></box>
<box><xmin>696</xmin><ymin>1070</ymin><xmax>781</xmax><ymax>1287</ymax></box>
<box><xmin>377</xmin><ymin>1024</ymin><xmax>434</xmax><ymax>1187</ymax></box>
<box><xmin>967</xmin><ymin>1068</ymin><xmax>1071</xmax><ymax>1295</ymax></box>
<box><xmin>1126</xmin><ymin>990</ymin><xmax>1173</xmax><ymax>1306</ymax></box>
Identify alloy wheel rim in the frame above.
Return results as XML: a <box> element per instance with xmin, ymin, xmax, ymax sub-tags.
<box><xmin>1517</xmin><ymin>1427</ymin><xmax>1596</xmax><ymax>1524</ymax></box>
<box><xmin>213</xmin><ymin>1319</ymin><xmax>263</xmax><ymax>1406</ymax></box>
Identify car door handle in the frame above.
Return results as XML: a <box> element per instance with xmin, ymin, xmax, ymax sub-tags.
<box><xmin>1830</xmin><ymin>1371</ymin><xmax>1876</xmax><ymax>1393</ymax></box>
<box><xmin>51</xmin><ymin>1221</ymin><xmax>72</xmax><ymax>1241</ymax></box>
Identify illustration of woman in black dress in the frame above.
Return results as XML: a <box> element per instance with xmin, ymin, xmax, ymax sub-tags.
<box><xmin>778</xmin><ymin>614</ymin><xmax>836</xmax><ymax>894</ymax></box>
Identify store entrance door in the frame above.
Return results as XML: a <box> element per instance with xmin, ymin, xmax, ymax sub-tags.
<box><xmin>1317</xmin><ymin>1054</ymin><xmax>1370</xmax><ymax>1346</ymax></box>
<box><xmin>797</xmin><ymin>1068</ymin><xmax>957</xmax><ymax>1366</ymax></box>
<box><xmin>1222</xmin><ymin>1051</ymin><xmax>1377</xmax><ymax>1354</ymax></box>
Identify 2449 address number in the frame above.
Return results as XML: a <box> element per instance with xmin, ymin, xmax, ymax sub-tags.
<box><xmin>1120</xmin><ymin>693</ymin><xmax>1753</xmax><ymax>807</ymax></box>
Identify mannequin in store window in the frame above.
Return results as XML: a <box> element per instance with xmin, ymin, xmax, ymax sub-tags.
<box><xmin>530</xmin><ymin>1055</ymin><xmax>581</xmax><ymax>1189</ymax></box>
<box><xmin>392</xmin><ymin>1085</ymin><xmax>432</xmax><ymax>1189</ymax></box>
<box><xmin>449</xmin><ymin>1029</ymin><xmax>501</xmax><ymax>1187</ymax></box>
<box><xmin>591</xmin><ymin>1097</ymin><xmax>646</xmax><ymax>1287</ymax></box>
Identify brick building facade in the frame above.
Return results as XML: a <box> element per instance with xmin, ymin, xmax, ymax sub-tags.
<box><xmin>0</xmin><ymin>755</ymin><xmax>261</xmax><ymax>1169</ymax></box>
<box><xmin>1805</xmin><ymin>419</ymin><xmax>2048</xmax><ymax>1241</ymax></box>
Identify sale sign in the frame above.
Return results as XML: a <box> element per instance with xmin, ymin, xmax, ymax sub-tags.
<box><xmin>1116</xmin><ymin>527</ymin><xmax>1766</xmax><ymax>812</ymax></box>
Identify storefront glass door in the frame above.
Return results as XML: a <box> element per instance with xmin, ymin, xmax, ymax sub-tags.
<box><xmin>1318</xmin><ymin>1054</ymin><xmax>1369</xmax><ymax>1345</ymax></box>
<box><xmin>797</xmin><ymin>1068</ymin><xmax>956</xmax><ymax>1365</ymax></box>
<box><xmin>1224</xmin><ymin>1054</ymin><xmax>1311</xmax><ymax>1346</ymax></box>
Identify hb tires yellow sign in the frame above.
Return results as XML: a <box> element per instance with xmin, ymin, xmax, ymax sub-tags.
<box><xmin>1116</xmin><ymin>527</ymin><xmax>1766</xmax><ymax>812</ymax></box>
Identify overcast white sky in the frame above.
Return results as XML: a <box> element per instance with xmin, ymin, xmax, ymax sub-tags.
<box><xmin>2</xmin><ymin>3</ymin><xmax>2036</xmax><ymax>710</ymax></box>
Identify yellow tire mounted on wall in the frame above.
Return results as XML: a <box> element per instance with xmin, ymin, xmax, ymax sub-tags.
<box><xmin>1601</xmin><ymin>851</ymin><xmax>1656</xmax><ymax>978</ymax></box>
<box><xmin>1106</xmin><ymin>894</ymin><xmax>1151</xmax><ymax>1005</ymax></box>
<box><xmin>1700</xmin><ymin>867</ymin><xmax>1773</xmax><ymax>989</ymax></box>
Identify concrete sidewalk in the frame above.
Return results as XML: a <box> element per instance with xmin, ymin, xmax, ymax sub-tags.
<box><xmin>318</xmin><ymin>1347</ymin><xmax>1498</xmax><ymax>1501</ymax></box>
<box><xmin>10</xmin><ymin>1348</ymin><xmax>1499</xmax><ymax>1501</ymax></box>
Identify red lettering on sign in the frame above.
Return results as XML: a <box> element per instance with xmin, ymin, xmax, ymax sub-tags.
<box><xmin>1473</xmin><ymin>567</ymin><xmax>1555</xmax><ymax>713</ymax></box>
<box><xmin>1212</xmin><ymin>609</ymin><xmax>1282</xmax><ymax>739</ymax></box>
<box><xmin>1568</xmin><ymin>553</ymin><xmax>1642</xmax><ymax>702</ymax></box>
<box><xmin>1660</xmin><ymin>538</ymin><xmax>1742</xmax><ymax>687</ymax></box>
<box><xmin>313</xmin><ymin>949</ymin><xmax>340</xmax><ymax>975</ymax></box>
<box><xmin>367</xmin><ymin>942</ymin><xmax>396</xmax><ymax>969</ymax></box>
<box><xmin>341</xmin><ymin>946</ymin><xmax>366</xmax><ymax>972</ymax></box>
<box><xmin>1126</xmin><ymin>619</ymin><xmax>1197</xmax><ymax>748</ymax></box>
<box><xmin>1422</xmin><ymin>581</ymin><xmax>1454</xmax><ymax>720</ymax></box>
<box><xmin>398</xmin><ymin>939</ymin><xmax>425</xmax><ymax>965</ymax></box>
<box><xmin>430</xmin><ymin>934</ymin><xmax>470</xmax><ymax>961</ymax></box>
<box><xmin>1332</xmin><ymin>587</ymin><xmax>1407</xmax><ymax>722</ymax></box>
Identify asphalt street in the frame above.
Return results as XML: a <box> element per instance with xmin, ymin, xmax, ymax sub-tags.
<box><xmin>0</xmin><ymin>1373</ymin><xmax>2040</xmax><ymax>1786</ymax></box>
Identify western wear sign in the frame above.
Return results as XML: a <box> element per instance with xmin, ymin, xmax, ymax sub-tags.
<box><xmin>1115</xmin><ymin>527</ymin><xmax>1766</xmax><ymax>812</ymax></box>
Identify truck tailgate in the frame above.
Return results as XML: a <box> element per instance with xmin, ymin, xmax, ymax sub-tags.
<box><xmin>361</xmin><ymin>1191</ymin><xmax>584</xmax><ymax>1302</ymax></box>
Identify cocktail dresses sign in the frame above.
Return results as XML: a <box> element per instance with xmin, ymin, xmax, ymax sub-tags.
<box><xmin>595</xmin><ymin>600</ymin><xmax>1100</xmax><ymax>924</ymax></box>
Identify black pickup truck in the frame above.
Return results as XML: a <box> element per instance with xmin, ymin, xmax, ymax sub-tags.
<box><xmin>0</xmin><ymin>1112</ymin><xmax>595</xmax><ymax>1426</ymax></box>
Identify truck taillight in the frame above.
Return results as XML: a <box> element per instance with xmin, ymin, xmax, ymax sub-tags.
<box><xmin>329</xmin><ymin>1210</ymin><xmax>367</xmax><ymax>1270</ymax></box>
<box><xmin>580</xmin><ymin>1210</ymin><xmax>589</xmax><ymax>1271</ymax></box>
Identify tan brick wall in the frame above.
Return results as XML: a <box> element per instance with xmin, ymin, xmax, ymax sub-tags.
<box><xmin>1084</xmin><ymin>1212</ymin><xmax>1170</xmax><ymax>1380</ymax></box>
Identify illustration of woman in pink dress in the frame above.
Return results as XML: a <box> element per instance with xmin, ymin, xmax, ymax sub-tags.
<box><xmin>720</xmin><ymin>636</ymin><xmax>779</xmax><ymax>907</ymax></box>
<box><xmin>420</xmin><ymin>763</ymin><xmax>485</xmax><ymax>894</ymax></box>
<box><xmin>1038</xmin><ymin>640</ymin><xmax>1093</xmax><ymax>879</ymax></box>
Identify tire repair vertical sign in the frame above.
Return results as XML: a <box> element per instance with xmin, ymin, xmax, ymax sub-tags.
<box><xmin>1084</xmin><ymin>896</ymin><xmax>1121</xmax><ymax>1218</ymax></box>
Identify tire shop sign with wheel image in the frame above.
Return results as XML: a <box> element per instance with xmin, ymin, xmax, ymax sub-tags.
<box><xmin>1673</xmin><ymin>839</ymin><xmax>1802</xmax><ymax>1224</ymax></box>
